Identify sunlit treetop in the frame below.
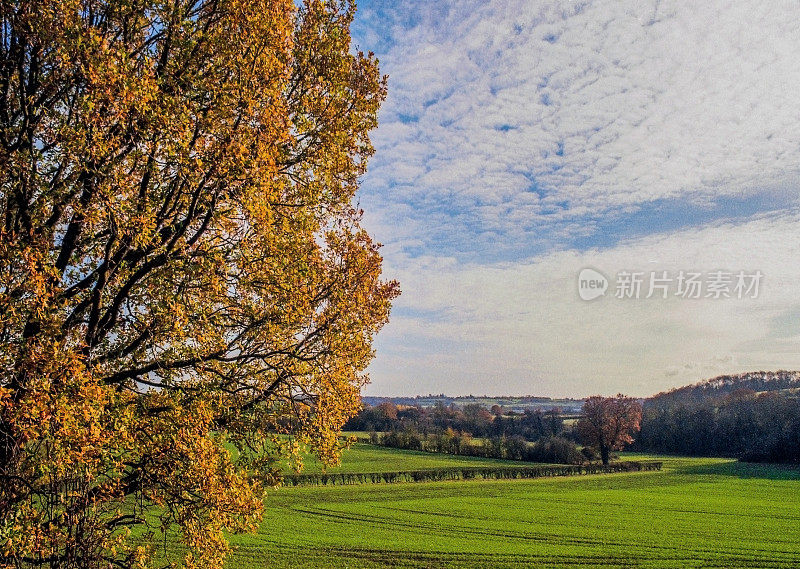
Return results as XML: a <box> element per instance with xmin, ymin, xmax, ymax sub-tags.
<box><xmin>0</xmin><ymin>0</ymin><xmax>397</xmax><ymax>566</ymax></box>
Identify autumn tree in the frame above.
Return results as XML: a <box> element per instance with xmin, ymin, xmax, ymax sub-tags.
<box><xmin>577</xmin><ymin>395</ymin><xmax>642</xmax><ymax>465</ymax></box>
<box><xmin>375</xmin><ymin>400</ymin><xmax>398</xmax><ymax>421</ymax></box>
<box><xmin>0</xmin><ymin>0</ymin><xmax>397</xmax><ymax>567</ymax></box>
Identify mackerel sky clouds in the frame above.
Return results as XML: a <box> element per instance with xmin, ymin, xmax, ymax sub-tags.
<box><xmin>349</xmin><ymin>0</ymin><xmax>800</xmax><ymax>398</ymax></box>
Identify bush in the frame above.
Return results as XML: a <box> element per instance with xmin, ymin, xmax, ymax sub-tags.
<box><xmin>380</xmin><ymin>428</ymin><xmax>423</xmax><ymax>451</ymax></box>
<box><xmin>282</xmin><ymin>461</ymin><xmax>664</xmax><ymax>486</ymax></box>
<box><xmin>527</xmin><ymin>436</ymin><xmax>584</xmax><ymax>465</ymax></box>
<box><xmin>374</xmin><ymin>430</ymin><xmax>584</xmax><ymax>465</ymax></box>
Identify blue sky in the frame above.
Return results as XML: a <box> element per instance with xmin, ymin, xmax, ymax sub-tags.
<box><xmin>348</xmin><ymin>0</ymin><xmax>800</xmax><ymax>398</ymax></box>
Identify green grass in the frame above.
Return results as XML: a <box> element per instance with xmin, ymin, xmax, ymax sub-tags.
<box><xmin>225</xmin><ymin>450</ymin><xmax>800</xmax><ymax>568</ymax></box>
<box><xmin>293</xmin><ymin>442</ymin><xmax>545</xmax><ymax>474</ymax></box>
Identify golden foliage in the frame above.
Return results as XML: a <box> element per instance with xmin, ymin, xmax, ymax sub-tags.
<box><xmin>0</xmin><ymin>0</ymin><xmax>397</xmax><ymax>566</ymax></box>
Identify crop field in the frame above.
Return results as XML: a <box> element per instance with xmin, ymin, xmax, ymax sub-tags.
<box><xmin>211</xmin><ymin>448</ymin><xmax>800</xmax><ymax>568</ymax></box>
<box><xmin>292</xmin><ymin>442</ymin><xmax>531</xmax><ymax>474</ymax></box>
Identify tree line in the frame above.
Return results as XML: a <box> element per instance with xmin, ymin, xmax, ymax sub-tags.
<box><xmin>634</xmin><ymin>382</ymin><xmax>800</xmax><ymax>463</ymax></box>
<box><xmin>345</xmin><ymin>400</ymin><xmax>567</xmax><ymax>440</ymax></box>
<box><xmin>345</xmin><ymin>401</ymin><xmax>584</xmax><ymax>464</ymax></box>
<box><xmin>347</xmin><ymin>394</ymin><xmax>644</xmax><ymax>466</ymax></box>
<box><xmin>355</xmin><ymin>376</ymin><xmax>800</xmax><ymax>465</ymax></box>
<box><xmin>375</xmin><ymin>429</ymin><xmax>587</xmax><ymax>465</ymax></box>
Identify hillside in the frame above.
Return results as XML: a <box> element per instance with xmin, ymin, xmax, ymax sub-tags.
<box><xmin>646</xmin><ymin>370</ymin><xmax>800</xmax><ymax>410</ymax></box>
<box><xmin>636</xmin><ymin>370</ymin><xmax>800</xmax><ymax>462</ymax></box>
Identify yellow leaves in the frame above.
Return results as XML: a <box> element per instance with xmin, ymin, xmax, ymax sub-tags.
<box><xmin>9</xmin><ymin>348</ymin><xmax>123</xmax><ymax>480</ymax></box>
<box><xmin>1</xmin><ymin>0</ymin><xmax>396</xmax><ymax>567</ymax></box>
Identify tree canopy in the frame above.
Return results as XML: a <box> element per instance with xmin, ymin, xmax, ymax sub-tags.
<box><xmin>0</xmin><ymin>0</ymin><xmax>397</xmax><ymax>566</ymax></box>
<box><xmin>577</xmin><ymin>395</ymin><xmax>642</xmax><ymax>465</ymax></box>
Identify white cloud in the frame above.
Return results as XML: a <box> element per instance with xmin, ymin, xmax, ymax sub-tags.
<box><xmin>366</xmin><ymin>211</ymin><xmax>800</xmax><ymax>397</ymax></box>
<box><xmin>359</xmin><ymin>0</ymin><xmax>800</xmax><ymax>250</ymax></box>
<box><xmin>352</xmin><ymin>1</ymin><xmax>800</xmax><ymax>396</ymax></box>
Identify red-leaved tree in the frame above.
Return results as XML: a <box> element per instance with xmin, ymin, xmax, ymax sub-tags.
<box><xmin>577</xmin><ymin>394</ymin><xmax>642</xmax><ymax>465</ymax></box>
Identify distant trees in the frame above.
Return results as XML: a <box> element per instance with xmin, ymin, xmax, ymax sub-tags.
<box><xmin>635</xmin><ymin>388</ymin><xmax>800</xmax><ymax>462</ymax></box>
<box><xmin>462</xmin><ymin>403</ymin><xmax>494</xmax><ymax>435</ymax></box>
<box><xmin>377</xmin><ymin>401</ymin><xmax>399</xmax><ymax>421</ymax></box>
<box><xmin>344</xmin><ymin>401</ymin><xmax>585</xmax><ymax>465</ymax></box>
<box><xmin>345</xmin><ymin>402</ymin><xmax>565</xmax><ymax>441</ymax></box>
<box><xmin>577</xmin><ymin>395</ymin><xmax>643</xmax><ymax>465</ymax></box>
<box><xmin>354</xmin><ymin>371</ymin><xmax>800</xmax><ymax>467</ymax></box>
<box><xmin>644</xmin><ymin>371</ymin><xmax>800</xmax><ymax>409</ymax></box>
<box><xmin>345</xmin><ymin>400</ymin><xmax>408</xmax><ymax>432</ymax></box>
<box><xmin>378</xmin><ymin>430</ymin><xmax>584</xmax><ymax>465</ymax></box>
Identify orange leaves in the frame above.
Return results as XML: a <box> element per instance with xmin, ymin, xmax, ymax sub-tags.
<box><xmin>576</xmin><ymin>395</ymin><xmax>643</xmax><ymax>464</ymax></box>
<box><xmin>0</xmin><ymin>0</ymin><xmax>395</xmax><ymax>566</ymax></box>
<box><xmin>9</xmin><ymin>341</ymin><xmax>122</xmax><ymax>474</ymax></box>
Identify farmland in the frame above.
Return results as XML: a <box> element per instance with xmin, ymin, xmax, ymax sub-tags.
<box><xmin>293</xmin><ymin>441</ymin><xmax>529</xmax><ymax>474</ymax></box>
<box><xmin>209</xmin><ymin>446</ymin><xmax>800</xmax><ymax>568</ymax></box>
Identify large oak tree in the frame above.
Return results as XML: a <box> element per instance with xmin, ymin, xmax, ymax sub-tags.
<box><xmin>577</xmin><ymin>395</ymin><xmax>642</xmax><ymax>465</ymax></box>
<box><xmin>0</xmin><ymin>0</ymin><xmax>397</xmax><ymax>566</ymax></box>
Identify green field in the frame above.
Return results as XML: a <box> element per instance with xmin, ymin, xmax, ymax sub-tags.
<box><xmin>212</xmin><ymin>446</ymin><xmax>800</xmax><ymax>568</ymax></box>
<box><xmin>293</xmin><ymin>442</ymin><xmax>547</xmax><ymax>474</ymax></box>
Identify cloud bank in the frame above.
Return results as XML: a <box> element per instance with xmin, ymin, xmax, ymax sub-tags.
<box><xmin>370</xmin><ymin>213</ymin><xmax>800</xmax><ymax>397</ymax></box>
<box><xmin>350</xmin><ymin>0</ymin><xmax>800</xmax><ymax>396</ymax></box>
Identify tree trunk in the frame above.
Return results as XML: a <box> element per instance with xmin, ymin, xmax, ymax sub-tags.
<box><xmin>600</xmin><ymin>444</ymin><xmax>610</xmax><ymax>465</ymax></box>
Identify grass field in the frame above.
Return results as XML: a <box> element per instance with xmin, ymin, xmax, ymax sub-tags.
<box><xmin>204</xmin><ymin>446</ymin><xmax>800</xmax><ymax>568</ymax></box>
<box><xmin>293</xmin><ymin>442</ymin><xmax>548</xmax><ymax>474</ymax></box>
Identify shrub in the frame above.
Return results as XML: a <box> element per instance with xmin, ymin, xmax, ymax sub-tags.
<box><xmin>527</xmin><ymin>436</ymin><xmax>585</xmax><ymax>465</ymax></box>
